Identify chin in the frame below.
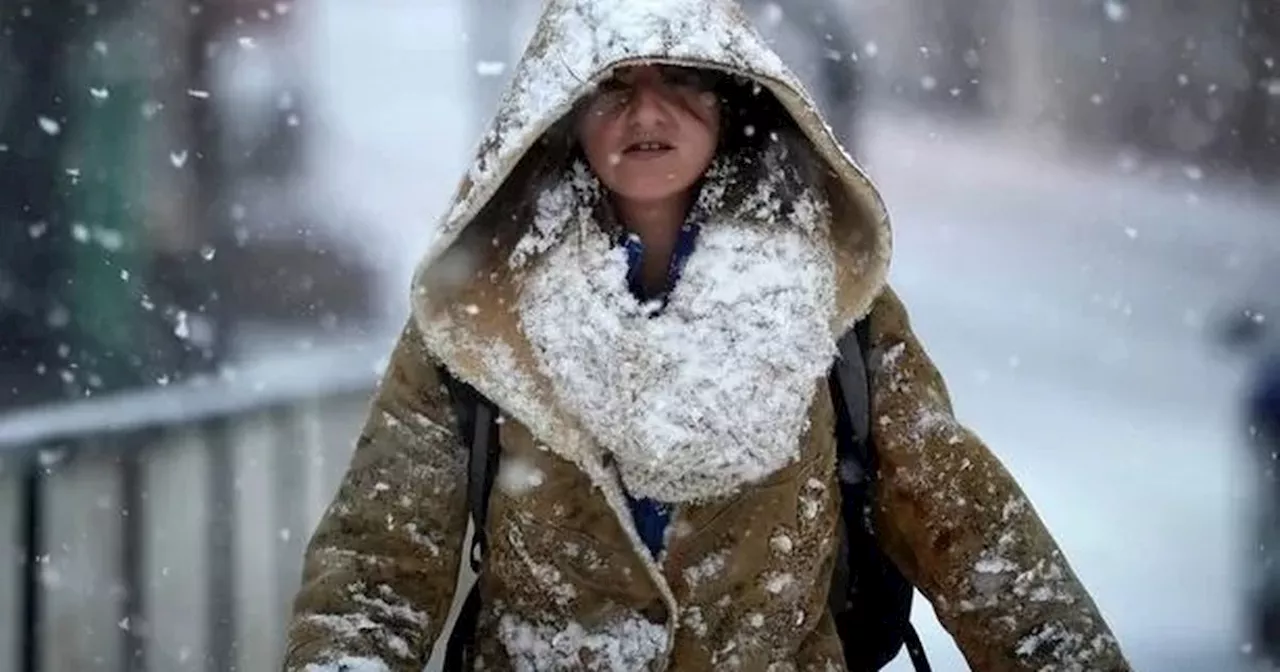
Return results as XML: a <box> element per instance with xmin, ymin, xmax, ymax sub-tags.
<box><xmin>612</xmin><ymin>174</ymin><xmax>700</xmax><ymax>203</ymax></box>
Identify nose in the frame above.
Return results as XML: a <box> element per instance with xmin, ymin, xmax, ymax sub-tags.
<box><xmin>625</xmin><ymin>81</ymin><xmax>669</xmax><ymax>128</ymax></box>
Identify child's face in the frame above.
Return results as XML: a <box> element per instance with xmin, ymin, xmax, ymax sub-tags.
<box><xmin>576</xmin><ymin>65</ymin><xmax>721</xmax><ymax>205</ymax></box>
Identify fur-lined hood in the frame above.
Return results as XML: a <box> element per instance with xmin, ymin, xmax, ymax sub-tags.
<box><xmin>409</xmin><ymin>0</ymin><xmax>891</xmax><ymax>473</ymax></box>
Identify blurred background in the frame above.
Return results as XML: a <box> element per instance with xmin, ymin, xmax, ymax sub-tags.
<box><xmin>1</xmin><ymin>0</ymin><xmax>1278</xmax><ymax>670</ymax></box>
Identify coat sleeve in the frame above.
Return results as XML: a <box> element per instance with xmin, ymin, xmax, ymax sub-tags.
<box><xmin>282</xmin><ymin>319</ymin><xmax>470</xmax><ymax>672</ymax></box>
<box><xmin>864</xmin><ymin>287</ymin><xmax>1132</xmax><ymax>672</ymax></box>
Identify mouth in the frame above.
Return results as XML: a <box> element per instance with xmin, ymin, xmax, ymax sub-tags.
<box><xmin>622</xmin><ymin>140</ymin><xmax>675</xmax><ymax>155</ymax></box>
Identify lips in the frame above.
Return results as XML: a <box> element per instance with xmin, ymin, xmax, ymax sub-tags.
<box><xmin>623</xmin><ymin>140</ymin><xmax>674</xmax><ymax>154</ymax></box>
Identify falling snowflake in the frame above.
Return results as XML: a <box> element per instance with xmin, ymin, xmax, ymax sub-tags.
<box><xmin>174</xmin><ymin>311</ymin><xmax>191</xmax><ymax>339</ymax></box>
<box><xmin>476</xmin><ymin>61</ymin><xmax>508</xmax><ymax>77</ymax></box>
<box><xmin>170</xmin><ymin>150</ymin><xmax>189</xmax><ymax>168</ymax></box>
<box><xmin>1103</xmin><ymin>0</ymin><xmax>1129</xmax><ymax>22</ymax></box>
<box><xmin>37</xmin><ymin>116</ymin><xmax>61</xmax><ymax>135</ymax></box>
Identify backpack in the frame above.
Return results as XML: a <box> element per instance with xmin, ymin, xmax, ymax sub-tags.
<box><xmin>439</xmin><ymin>320</ymin><xmax>931</xmax><ymax>671</ymax></box>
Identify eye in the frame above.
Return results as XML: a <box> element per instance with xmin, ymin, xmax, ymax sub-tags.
<box><xmin>598</xmin><ymin>77</ymin><xmax>627</xmax><ymax>92</ymax></box>
<box><xmin>586</xmin><ymin>78</ymin><xmax>631</xmax><ymax>114</ymax></box>
<box><xmin>661</xmin><ymin>67</ymin><xmax>714</xmax><ymax>92</ymax></box>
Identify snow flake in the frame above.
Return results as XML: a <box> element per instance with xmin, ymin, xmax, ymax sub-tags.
<box><xmin>497</xmin><ymin>457</ymin><xmax>547</xmax><ymax>496</ymax></box>
<box><xmin>174</xmin><ymin>311</ymin><xmax>191</xmax><ymax>339</ymax></box>
<box><xmin>37</xmin><ymin>116</ymin><xmax>61</xmax><ymax>135</ymax></box>
<box><xmin>475</xmin><ymin>61</ymin><xmax>507</xmax><ymax>77</ymax></box>
<box><xmin>1103</xmin><ymin>0</ymin><xmax>1129</xmax><ymax>22</ymax></box>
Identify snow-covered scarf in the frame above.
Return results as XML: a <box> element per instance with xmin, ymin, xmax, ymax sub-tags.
<box><xmin>515</xmin><ymin>140</ymin><xmax>839</xmax><ymax>503</ymax></box>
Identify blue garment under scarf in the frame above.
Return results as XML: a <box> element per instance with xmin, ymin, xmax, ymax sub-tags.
<box><xmin>618</xmin><ymin>222</ymin><xmax>700</xmax><ymax>558</ymax></box>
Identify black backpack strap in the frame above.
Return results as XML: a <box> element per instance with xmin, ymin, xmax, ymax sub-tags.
<box><xmin>829</xmin><ymin>319</ymin><xmax>931</xmax><ymax>672</ymax></box>
<box><xmin>438</xmin><ymin>367</ymin><xmax>500</xmax><ymax>671</ymax></box>
<box><xmin>833</xmin><ymin>319</ymin><xmax>873</xmax><ymax>480</ymax></box>
<box><xmin>466</xmin><ymin>400</ymin><xmax>500</xmax><ymax>568</ymax></box>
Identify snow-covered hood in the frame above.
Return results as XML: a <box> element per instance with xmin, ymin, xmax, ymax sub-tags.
<box><xmin>409</xmin><ymin>0</ymin><xmax>892</xmax><ymax>469</ymax></box>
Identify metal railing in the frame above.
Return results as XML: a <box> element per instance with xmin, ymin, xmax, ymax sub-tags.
<box><xmin>0</xmin><ymin>337</ymin><xmax>388</xmax><ymax>671</ymax></box>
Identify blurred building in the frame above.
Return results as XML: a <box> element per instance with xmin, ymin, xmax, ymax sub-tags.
<box><xmin>0</xmin><ymin>0</ymin><xmax>376</xmax><ymax>412</ymax></box>
<box><xmin>849</xmin><ymin>0</ymin><xmax>1280</xmax><ymax>177</ymax></box>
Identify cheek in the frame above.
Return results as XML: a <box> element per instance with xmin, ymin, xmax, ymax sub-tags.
<box><xmin>578</xmin><ymin>117</ymin><xmax>617</xmax><ymax>169</ymax></box>
<box><xmin>689</xmin><ymin>115</ymin><xmax>721</xmax><ymax>170</ymax></box>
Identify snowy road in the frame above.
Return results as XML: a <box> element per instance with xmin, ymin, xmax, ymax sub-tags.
<box><xmin>302</xmin><ymin>2</ymin><xmax>1280</xmax><ymax>669</ymax></box>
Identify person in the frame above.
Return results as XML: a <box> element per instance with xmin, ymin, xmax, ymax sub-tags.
<box><xmin>1218</xmin><ymin>270</ymin><xmax>1280</xmax><ymax>664</ymax></box>
<box><xmin>282</xmin><ymin>1</ymin><xmax>1130</xmax><ymax>670</ymax></box>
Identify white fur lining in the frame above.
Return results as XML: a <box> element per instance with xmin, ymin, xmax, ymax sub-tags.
<box><xmin>516</xmin><ymin>161</ymin><xmax>838</xmax><ymax>503</ymax></box>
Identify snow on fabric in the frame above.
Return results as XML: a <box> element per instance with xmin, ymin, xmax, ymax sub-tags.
<box><xmin>412</xmin><ymin>0</ymin><xmax>891</xmax><ymax>323</ymax></box>
<box><xmin>300</xmin><ymin>613</ymin><xmax>412</xmax><ymax>660</ymax></box>
<box><xmin>437</xmin><ymin>0</ymin><xmax>794</xmax><ymax>250</ymax></box>
<box><xmin>302</xmin><ymin>656</ymin><xmax>390</xmax><ymax>672</ymax></box>
<box><xmin>517</xmin><ymin>145</ymin><xmax>837</xmax><ymax>503</ymax></box>
<box><xmin>497</xmin><ymin>612</ymin><xmax>669</xmax><ymax>671</ymax></box>
<box><xmin>393</xmin><ymin>0</ymin><xmax>897</xmax><ymax>663</ymax></box>
<box><xmin>497</xmin><ymin>455</ymin><xmax>548</xmax><ymax>496</ymax></box>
